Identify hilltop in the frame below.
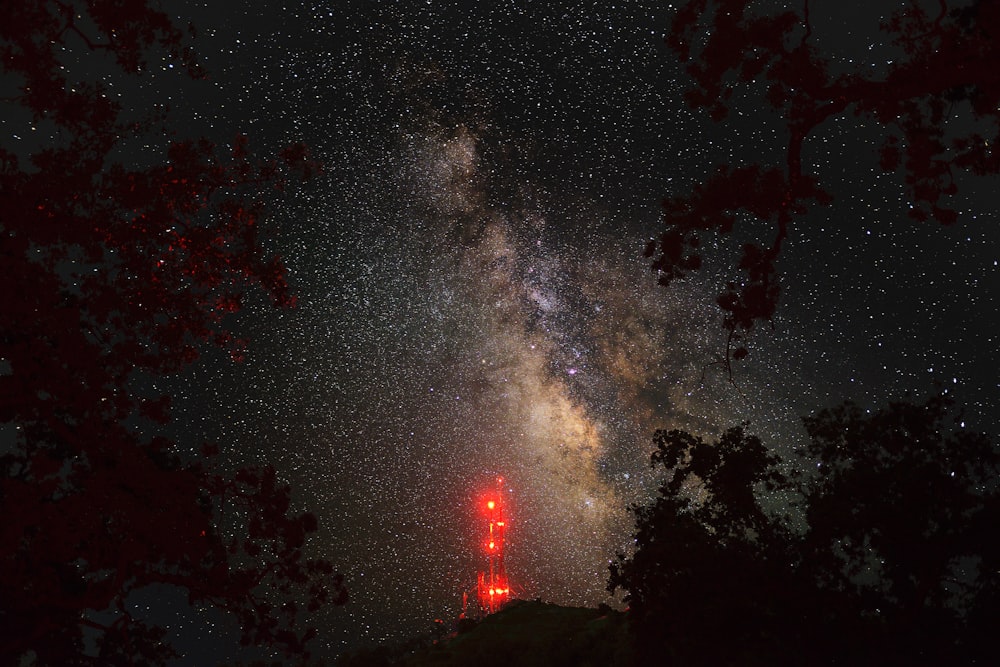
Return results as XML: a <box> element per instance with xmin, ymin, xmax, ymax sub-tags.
<box><xmin>338</xmin><ymin>600</ymin><xmax>633</xmax><ymax>667</ymax></box>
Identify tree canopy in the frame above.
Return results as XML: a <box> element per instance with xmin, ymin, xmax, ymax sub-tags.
<box><xmin>1</xmin><ymin>3</ymin><xmax>344</xmax><ymax>664</ymax></box>
<box><xmin>609</xmin><ymin>394</ymin><xmax>1000</xmax><ymax>665</ymax></box>
<box><xmin>647</xmin><ymin>0</ymin><xmax>1000</xmax><ymax>370</ymax></box>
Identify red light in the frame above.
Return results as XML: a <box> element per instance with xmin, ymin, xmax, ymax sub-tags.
<box><xmin>476</xmin><ymin>477</ymin><xmax>514</xmax><ymax>615</ymax></box>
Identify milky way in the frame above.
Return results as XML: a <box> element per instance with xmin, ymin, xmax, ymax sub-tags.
<box><xmin>200</xmin><ymin>110</ymin><xmax>748</xmax><ymax>650</ymax></box>
<box><xmin>167</xmin><ymin>0</ymin><xmax>1000</xmax><ymax>659</ymax></box>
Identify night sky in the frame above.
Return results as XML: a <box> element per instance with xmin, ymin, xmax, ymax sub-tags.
<box><xmin>119</xmin><ymin>1</ymin><xmax>1000</xmax><ymax>662</ymax></box>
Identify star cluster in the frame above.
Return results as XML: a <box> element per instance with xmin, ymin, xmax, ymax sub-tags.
<box><xmin>162</xmin><ymin>0</ymin><xmax>1000</xmax><ymax>659</ymax></box>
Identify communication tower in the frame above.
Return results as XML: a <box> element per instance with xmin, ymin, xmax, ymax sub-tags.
<box><xmin>476</xmin><ymin>476</ymin><xmax>511</xmax><ymax>614</ymax></box>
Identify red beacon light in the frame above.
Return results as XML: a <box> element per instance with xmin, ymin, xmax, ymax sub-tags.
<box><xmin>474</xmin><ymin>476</ymin><xmax>513</xmax><ymax>614</ymax></box>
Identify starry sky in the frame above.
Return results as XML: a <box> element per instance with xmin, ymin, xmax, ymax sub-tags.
<box><xmin>136</xmin><ymin>0</ymin><xmax>1000</xmax><ymax>661</ymax></box>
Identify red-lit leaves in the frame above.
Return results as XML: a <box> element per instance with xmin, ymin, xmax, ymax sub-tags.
<box><xmin>651</xmin><ymin>164</ymin><xmax>827</xmax><ymax>360</ymax></box>
<box><xmin>194</xmin><ymin>465</ymin><xmax>348</xmax><ymax>652</ymax></box>
<box><xmin>879</xmin><ymin>136</ymin><xmax>902</xmax><ymax>171</ymax></box>
<box><xmin>84</xmin><ymin>0</ymin><xmax>202</xmax><ymax>77</ymax></box>
<box><xmin>1</xmin><ymin>2</ymin><xmax>339</xmax><ymax>664</ymax></box>
<box><xmin>86</xmin><ymin>133</ymin><xmax>303</xmax><ymax>372</ymax></box>
<box><xmin>278</xmin><ymin>141</ymin><xmax>322</xmax><ymax>182</ymax></box>
<box><xmin>668</xmin><ymin>0</ymin><xmax>803</xmax><ymax>122</ymax></box>
<box><xmin>645</xmin><ymin>228</ymin><xmax>701</xmax><ymax>286</ymax></box>
<box><xmin>717</xmin><ymin>243</ymin><xmax>781</xmax><ymax>333</ymax></box>
<box><xmin>655</xmin><ymin>0</ymin><xmax>1000</xmax><ymax>373</ymax></box>
<box><xmin>138</xmin><ymin>395</ymin><xmax>172</xmax><ymax>424</ymax></box>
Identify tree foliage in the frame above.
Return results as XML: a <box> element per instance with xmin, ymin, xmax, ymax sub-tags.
<box><xmin>648</xmin><ymin>0</ymin><xmax>1000</xmax><ymax>370</ymax></box>
<box><xmin>609</xmin><ymin>394</ymin><xmax>1000</xmax><ymax>665</ymax></box>
<box><xmin>1</xmin><ymin>2</ymin><xmax>345</xmax><ymax>664</ymax></box>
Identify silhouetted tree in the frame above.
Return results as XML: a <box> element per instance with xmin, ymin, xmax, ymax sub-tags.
<box><xmin>1</xmin><ymin>3</ymin><xmax>344</xmax><ymax>664</ymax></box>
<box><xmin>648</xmin><ymin>0</ymin><xmax>1000</xmax><ymax>371</ymax></box>
<box><xmin>610</xmin><ymin>394</ymin><xmax>1000</xmax><ymax>665</ymax></box>
<box><xmin>609</xmin><ymin>426</ymin><xmax>808</xmax><ymax>666</ymax></box>
<box><xmin>798</xmin><ymin>394</ymin><xmax>1000</xmax><ymax>664</ymax></box>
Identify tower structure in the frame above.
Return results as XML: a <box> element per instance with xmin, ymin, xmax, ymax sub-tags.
<box><xmin>476</xmin><ymin>476</ymin><xmax>511</xmax><ymax>614</ymax></box>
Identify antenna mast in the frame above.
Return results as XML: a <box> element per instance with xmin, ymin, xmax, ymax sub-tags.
<box><xmin>476</xmin><ymin>476</ymin><xmax>511</xmax><ymax>614</ymax></box>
